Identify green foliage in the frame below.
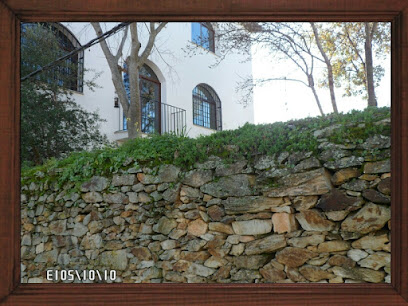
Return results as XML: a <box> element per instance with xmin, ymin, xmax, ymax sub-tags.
<box><xmin>318</xmin><ymin>22</ymin><xmax>390</xmax><ymax>101</ymax></box>
<box><xmin>21</xmin><ymin>23</ymin><xmax>108</xmax><ymax>165</ymax></box>
<box><xmin>21</xmin><ymin>106</ymin><xmax>390</xmax><ymax>191</ymax></box>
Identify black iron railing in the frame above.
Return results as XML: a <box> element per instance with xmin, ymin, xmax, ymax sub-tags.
<box><xmin>140</xmin><ymin>99</ymin><xmax>186</xmax><ymax>135</ymax></box>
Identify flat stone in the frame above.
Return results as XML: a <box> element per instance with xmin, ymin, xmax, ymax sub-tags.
<box><xmin>21</xmin><ymin>234</ymin><xmax>31</xmax><ymax>246</ymax></box>
<box><xmin>72</xmin><ymin>223</ymin><xmax>88</xmax><ymax>237</ymax></box>
<box><xmin>112</xmin><ymin>174</ymin><xmax>136</xmax><ymax>186</ymax></box>
<box><xmin>187</xmin><ymin>263</ymin><xmax>215</xmax><ymax>277</ymax></box>
<box><xmin>359</xmin><ymin>174</ymin><xmax>379</xmax><ymax>181</ymax></box>
<box><xmin>316</xmin><ymin>189</ymin><xmax>363</xmax><ymax>212</ymax></box>
<box><xmin>299</xmin><ymin>265</ymin><xmax>335</xmax><ymax>281</ymax></box>
<box><xmin>80</xmin><ymin>176</ymin><xmax>109</xmax><ymax>192</ymax></box>
<box><xmin>99</xmin><ymin>250</ymin><xmax>128</xmax><ymax>270</ymax></box>
<box><xmin>341</xmin><ymin>179</ymin><xmax>369</xmax><ymax>192</ymax></box>
<box><xmin>80</xmin><ymin>234</ymin><xmax>102</xmax><ymax>249</ymax></box>
<box><xmin>162</xmin><ymin>183</ymin><xmax>181</xmax><ymax>202</ymax></box>
<box><xmin>377</xmin><ymin>177</ymin><xmax>391</xmax><ymax>195</ymax></box>
<box><xmin>271</xmin><ymin>206</ymin><xmax>293</xmax><ymax>213</ymax></box>
<box><xmin>182</xmin><ymin>169</ymin><xmax>213</xmax><ymax>188</ymax></box>
<box><xmin>34</xmin><ymin>249</ymin><xmax>58</xmax><ymax>264</ymax></box>
<box><xmin>331</xmin><ymin>266</ymin><xmax>385</xmax><ymax>283</ymax></box>
<box><xmin>180</xmin><ymin>186</ymin><xmax>201</xmax><ymax>199</ymax></box>
<box><xmin>180</xmin><ymin>251</ymin><xmax>210</xmax><ymax>262</ymax></box>
<box><xmin>157</xmin><ymin>165</ymin><xmax>181</xmax><ymax>183</ymax></box>
<box><xmin>260</xmin><ymin>264</ymin><xmax>286</xmax><ymax>282</ymax></box>
<box><xmin>254</xmin><ymin>155</ymin><xmax>275</xmax><ymax>170</ymax></box>
<box><xmin>245</xmin><ymin>234</ymin><xmax>287</xmax><ymax>255</ymax></box>
<box><xmin>361</xmin><ymin>135</ymin><xmax>391</xmax><ymax>150</ymax></box>
<box><xmin>200</xmin><ymin>174</ymin><xmax>254</xmax><ymax>198</ymax></box>
<box><xmin>307</xmin><ymin>254</ymin><xmax>329</xmax><ymax>266</ymax></box>
<box><xmin>223</xmin><ymin>196</ymin><xmax>284</xmax><ymax>215</ymax></box>
<box><xmin>231</xmin><ymin>220</ymin><xmax>272</xmax><ymax>235</ymax></box>
<box><xmin>272</xmin><ymin>213</ymin><xmax>297</xmax><ymax>233</ymax></box>
<box><xmin>292</xmin><ymin>196</ymin><xmax>318</xmax><ymax>211</ymax></box>
<box><xmin>320</xmin><ymin>149</ymin><xmax>351</xmax><ymax>162</ymax></box>
<box><xmin>49</xmin><ymin>219</ymin><xmax>67</xmax><ymax>235</ymax></box>
<box><xmin>141</xmin><ymin>267</ymin><xmax>162</xmax><ymax>280</ymax></box>
<box><xmin>358</xmin><ymin>252</ymin><xmax>390</xmax><ymax>270</ymax></box>
<box><xmin>204</xmin><ymin>256</ymin><xmax>228</xmax><ymax>268</ymax></box>
<box><xmin>169</xmin><ymin>229</ymin><xmax>187</xmax><ymax>240</ymax></box>
<box><xmin>362</xmin><ymin>189</ymin><xmax>390</xmax><ymax>204</ymax></box>
<box><xmin>293</xmin><ymin>157</ymin><xmax>320</xmax><ymax>172</ymax></box>
<box><xmin>325</xmin><ymin>210</ymin><xmax>350</xmax><ymax>221</ymax></box>
<box><xmin>215</xmin><ymin>160</ymin><xmax>247</xmax><ymax>176</ymax></box>
<box><xmin>208</xmin><ymin>222</ymin><xmax>234</xmax><ymax>234</ymax></box>
<box><xmin>287</xmin><ymin>235</ymin><xmax>325</xmax><ymax>248</ymax></box>
<box><xmin>235</xmin><ymin>212</ymin><xmax>273</xmax><ymax>221</ymax></box>
<box><xmin>331</xmin><ymin>168</ymin><xmax>360</xmax><ymax>186</ymax></box>
<box><xmin>351</xmin><ymin>234</ymin><xmax>389</xmax><ymax>251</ymax></box>
<box><xmin>82</xmin><ymin>191</ymin><xmax>103</xmax><ymax>203</ymax></box>
<box><xmin>266</xmin><ymin>168</ymin><xmax>332</xmax><ymax>197</ymax></box>
<box><xmin>364</xmin><ymin>160</ymin><xmax>390</xmax><ymax>174</ymax></box>
<box><xmin>286</xmin><ymin>267</ymin><xmax>307</xmax><ymax>282</ymax></box>
<box><xmin>324</xmin><ymin>156</ymin><xmax>364</xmax><ymax>170</ymax></box>
<box><xmin>103</xmin><ymin>193</ymin><xmax>128</xmax><ymax>204</ymax></box>
<box><xmin>296</xmin><ymin>210</ymin><xmax>335</xmax><ymax>231</ymax></box>
<box><xmin>138</xmin><ymin>192</ymin><xmax>151</xmax><ymax>203</ymax></box>
<box><xmin>230</xmin><ymin>244</ymin><xmax>245</xmax><ymax>256</ymax></box>
<box><xmin>207</xmin><ymin>205</ymin><xmax>225</xmax><ymax>221</ymax></box>
<box><xmin>341</xmin><ymin>203</ymin><xmax>390</xmax><ymax>234</ymax></box>
<box><xmin>288</xmin><ymin>151</ymin><xmax>313</xmax><ymax>165</ymax></box>
<box><xmin>161</xmin><ymin>239</ymin><xmax>178</xmax><ymax>250</ymax></box>
<box><xmin>153</xmin><ymin>217</ymin><xmax>177</xmax><ymax>235</ymax></box>
<box><xmin>233</xmin><ymin>255</ymin><xmax>271</xmax><ymax>269</ymax></box>
<box><xmin>318</xmin><ymin>241</ymin><xmax>350</xmax><ymax>253</ymax></box>
<box><xmin>347</xmin><ymin>249</ymin><xmax>369</xmax><ymax>262</ymax></box>
<box><xmin>187</xmin><ymin>219</ymin><xmax>208</xmax><ymax>236</ymax></box>
<box><xmin>275</xmin><ymin>247</ymin><xmax>317</xmax><ymax>268</ymax></box>
<box><xmin>327</xmin><ymin>255</ymin><xmax>356</xmax><ymax>268</ymax></box>
<box><xmin>165</xmin><ymin>271</ymin><xmax>186</xmax><ymax>283</ymax></box>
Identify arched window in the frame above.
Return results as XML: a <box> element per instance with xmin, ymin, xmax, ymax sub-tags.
<box><xmin>191</xmin><ymin>22</ymin><xmax>215</xmax><ymax>52</ymax></box>
<box><xmin>123</xmin><ymin>64</ymin><xmax>161</xmax><ymax>133</ymax></box>
<box><xmin>21</xmin><ymin>22</ymin><xmax>84</xmax><ymax>92</ymax></box>
<box><xmin>193</xmin><ymin>84</ymin><xmax>222</xmax><ymax>130</ymax></box>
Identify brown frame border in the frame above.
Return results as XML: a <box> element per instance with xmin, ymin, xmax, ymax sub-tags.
<box><xmin>0</xmin><ymin>1</ymin><xmax>407</xmax><ymax>304</ymax></box>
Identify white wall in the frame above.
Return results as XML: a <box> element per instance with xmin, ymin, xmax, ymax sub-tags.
<box><xmin>63</xmin><ymin>22</ymin><xmax>254</xmax><ymax>141</ymax></box>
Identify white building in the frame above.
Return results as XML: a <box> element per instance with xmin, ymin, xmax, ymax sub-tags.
<box><xmin>46</xmin><ymin>22</ymin><xmax>254</xmax><ymax>142</ymax></box>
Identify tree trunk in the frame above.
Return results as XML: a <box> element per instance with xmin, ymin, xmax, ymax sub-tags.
<box><xmin>364</xmin><ymin>23</ymin><xmax>378</xmax><ymax>107</ymax></box>
<box><xmin>127</xmin><ymin>61</ymin><xmax>142</xmax><ymax>138</ymax></box>
<box><xmin>308</xmin><ymin>74</ymin><xmax>325</xmax><ymax>116</ymax></box>
<box><xmin>310</xmin><ymin>22</ymin><xmax>338</xmax><ymax>114</ymax></box>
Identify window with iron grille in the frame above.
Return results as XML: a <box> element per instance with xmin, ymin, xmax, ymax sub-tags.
<box><xmin>191</xmin><ymin>22</ymin><xmax>215</xmax><ymax>52</ymax></box>
<box><xmin>21</xmin><ymin>22</ymin><xmax>84</xmax><ymax>92</ymax></box>
<box><xmin>193</xmin><ymin>84</ymin><xmax>222</xmax><ymax>130</ymax></box>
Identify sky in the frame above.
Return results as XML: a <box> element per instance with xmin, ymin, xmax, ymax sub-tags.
<box><xmin>251</xmin><ymin>34</ymin><xmax>391</xmax><ymax>124</ymax></box>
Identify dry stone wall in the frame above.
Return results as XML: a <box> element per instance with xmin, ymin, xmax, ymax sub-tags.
<box><xmin>21</xmin><ymin>131</ymin><xmax>391</xmax><ymax>284</ymax></box>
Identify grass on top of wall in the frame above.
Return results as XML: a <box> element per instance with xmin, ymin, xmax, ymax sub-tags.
<box><xmin>21</xmin><ymin>106</ymin><xmax>390</xmax><ymax>190</ymax></box>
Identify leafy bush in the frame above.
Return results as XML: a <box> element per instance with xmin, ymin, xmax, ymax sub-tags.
<box><xmin>21</xmin><ymin>106</ymin><xmax>390</xmax><ymax>190</ymax></box>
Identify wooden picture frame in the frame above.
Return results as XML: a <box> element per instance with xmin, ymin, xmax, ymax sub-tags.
<box><xmin>0</xmin><ymin>0</ymin><xmax>407</xmax><ymax>304</ymax></box>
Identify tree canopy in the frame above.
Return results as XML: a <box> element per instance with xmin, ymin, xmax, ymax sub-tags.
<box><xmin>21</xmin><ymin>23</ymin><xmax>108</xmax><ymax>166</ymax></box>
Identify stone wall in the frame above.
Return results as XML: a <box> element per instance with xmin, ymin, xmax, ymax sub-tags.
<box><xmin>21</xmin><ymin>130</ymin><xmax>391</xmax><ymax>284</ymax></box>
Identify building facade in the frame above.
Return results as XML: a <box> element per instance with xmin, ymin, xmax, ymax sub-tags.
<box><xmin>56</xmin><ymin>22</ymin><xmax>254</xmax><ymax>142</ymax></box>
